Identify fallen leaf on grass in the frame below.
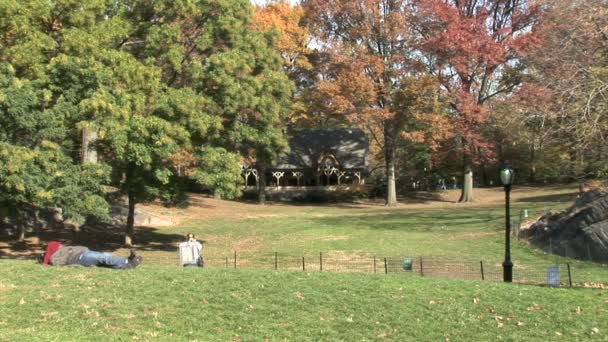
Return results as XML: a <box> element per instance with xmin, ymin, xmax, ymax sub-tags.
<box><xmin>494</xmin><ymin>316</ymin><xmax>505</xmax><ymax>328</ymax></box>
<box><xmin>295</xmin><ymin>292</ymin><xmax>305</xmax><ymax>300</ymax></box>
<box><xmin>473</xmin><ymin>298</ymin><xmax>480</xmax><ymax>304</ymax></box>
<box><xmin>555</xmin><ymin>332</ymin><xmax>562</xmax><ymax>336</ymax></box>
<box><xmin>527</xmin><ymin>303</ymin><xmax>541</xmax><ymax>312</ymax></box>
<box><xmin>19</xmin><ymin>298</ymin><xmax>25</xmax><ymax>305</ymax></box>
<box><xmin>575</xmin><ymin>306</ymin><xmax>583</xmax><ymax>314</ymax></box>
<box><xmin>202</xmin><ymin>299</ymin><xmax>209</xmax><ymax>305</ymax></box>
<box><xmin>517</xmin><ymin>321</ymin><xmax>525</xmax><ymax>327</ymax></box>
<box><xmin>591</xmin><ymin>328</ymin><xmax>600</xmax><ymax>334</ymax></box>
<box><xmin>376</xmin><ymin>331</ymin><xmax>391</xmax><ymax>339</ymax></box>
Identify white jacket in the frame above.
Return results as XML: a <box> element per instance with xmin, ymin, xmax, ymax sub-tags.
<box><xmin>179</xmin><ymin>240</ymin><xmax>203</xmax><ymax>266</ymax></box>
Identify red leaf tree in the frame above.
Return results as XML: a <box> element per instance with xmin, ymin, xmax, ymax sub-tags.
<box><xmin>413</xmin><ymin>0</ymin><xmax>540</xmax><ymax>201</ymax></box>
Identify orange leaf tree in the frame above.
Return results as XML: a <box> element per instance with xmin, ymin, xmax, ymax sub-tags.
<box><xmin>253</xmin><ymin>0</ymin><xmax>313</xmax><ymax>76</ymax></box>
<box><xmin>305</xmin><ymin>0</ymin><xmax>446</xmax><ymax>206</ymax></box>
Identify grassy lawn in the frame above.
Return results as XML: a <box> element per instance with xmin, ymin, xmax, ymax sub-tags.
<box><xmin>2</xmin><ymin>185</ymin><xmax>607</xmax><ymax>340</ymax></box>
<box><xmin>131</xmin><ymin>186</ymin><xmax>606</xmax><ymax>284</ymax></box>
<box><xmin>169</xmin><ymin>187</ymin><xmax>576</xmax><ymax>260</ymax></box>
<box><xmin>1</xmin><ymin>260</ymin><xmax>606</xmax><ymax>341</ymax></box>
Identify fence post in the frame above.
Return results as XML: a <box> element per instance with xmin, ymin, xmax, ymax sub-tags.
<box><xmin>373</xmin><ymin>256</ymin><xmax>377</xmax><ymax>274</ymax></box>
<box><xmin>225</xmin><ymin>256</ymin><xmax>228</xmax><ymax>268</ymax></box>
<box><xmin>302</xmin><ymin>256</ymin><xmax>305</xmax><ymax>272</ymax></box>
<box><xmin>320</xmin><ymin>252</ymin><xmax>323</xmax><ymax>272</ymax></box>
<box><xmin>234</xmin><ymin>251</ymin><xmax>237</xmax><ymax>269</ymax></box>
<box><xmin>384</xmin><ymin>258</ymin><xmax>388</xmax><ymax>274</ymax></box>
<box><xmin>567</xmin><ymin>263</ymin><xmax>573</xmax><ymax>287</ymax></box>
<box><xmin>480</xmin><ymin>261</ymin><xmax>485</xmax><ymax>280</ymax></box>
<box><xmin>419</xmin><ymin>257</ymin><xmax>424</xmax><ymax>277</ymax></box>
<box><xmin>275</xmin><ymin>252</ymin><xmax>278</xmax><ymax>270</ymax></box>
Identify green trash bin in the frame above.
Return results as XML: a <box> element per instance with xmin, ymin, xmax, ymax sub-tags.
<box><xmin>403</xmin><ymin>258</ymin><xmax>413</xmax><ymax>272</ymax></box>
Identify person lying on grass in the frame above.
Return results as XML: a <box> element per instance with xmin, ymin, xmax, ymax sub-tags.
<box><xmin>37</xmin><ymin>241</ymin><xmax>142</xmax><ymax>269</ymax></box>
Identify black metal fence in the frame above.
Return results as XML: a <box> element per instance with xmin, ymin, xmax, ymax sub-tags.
<box><xmin>145</xmin><ymin>251</ymin><xmax>607</xmax><ymax>288</ymax></box>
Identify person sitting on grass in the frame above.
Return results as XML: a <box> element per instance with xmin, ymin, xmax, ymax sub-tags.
<box><xmin>179</xmin><ymin>233</ymin><xmax>204</xmax><ymax>267</ymax></box>
<box><xmin>38</xmin><ymin>241</ymin><xmax>142</xmax><ymax>269</ymax></box>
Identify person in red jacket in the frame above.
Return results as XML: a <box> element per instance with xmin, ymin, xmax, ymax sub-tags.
<box><xmin>38</xmin><ymin>241</ymin><xmax>142</xmax><ymax>269</ymax></box>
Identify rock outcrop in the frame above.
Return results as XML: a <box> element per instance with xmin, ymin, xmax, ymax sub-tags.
<box><xmin>523</xmin><ymin>189</ymin><xmax>608</xmax><ymax>263</ymax></box>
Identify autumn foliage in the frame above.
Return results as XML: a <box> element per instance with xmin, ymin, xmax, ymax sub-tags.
<box><xmin>416</xmin><ymin>0</ymin><xmax>540</xmax><ymax>157</ymax></box>
<box><xmin>304</xmin><ymin>0</ymin><xmax>448</xmax><ymax>205</ymax></box>
<box><xmin>252</xmin><ymin>0</ymin><xmax>312</xmax><ymax>72</ymax></box>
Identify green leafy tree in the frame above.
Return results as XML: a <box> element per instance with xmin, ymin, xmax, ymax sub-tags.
<box><xmin>1</xmin><ymin>0</ymin><xmax>292</xmax><ymax>245</ymax></box>
<box><xmin>126</xmin><ymin>0</ymin><xmax>293</xmax><ymax>205</ymax></box>
<box><xmin>0</xmin><ymin>1</ymin><xmax>112</xmax><ymax>241</ymax></box>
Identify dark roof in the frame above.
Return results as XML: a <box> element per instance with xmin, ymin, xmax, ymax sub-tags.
<box><xmin>274</xmin><ymin>128</ymin><xmax>368</xmax><ymax>170</ymax></box>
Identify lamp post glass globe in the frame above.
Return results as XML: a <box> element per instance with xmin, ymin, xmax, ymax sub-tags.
<box><xmin>500</xmin><ymin>165</ymin><xmax>514</xmax><ymax>186</ymax></box>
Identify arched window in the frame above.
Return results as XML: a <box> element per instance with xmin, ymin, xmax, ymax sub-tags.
<box><xmin>317</xmin><ymin>153</ymin><xmax>340</xmax><ymax>186</ymax></box>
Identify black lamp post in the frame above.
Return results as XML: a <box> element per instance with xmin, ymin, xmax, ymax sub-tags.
<box><xmin>500</xmin><ymin>162</ymin><xmax>514</xmax><ymax>282</ymax></box>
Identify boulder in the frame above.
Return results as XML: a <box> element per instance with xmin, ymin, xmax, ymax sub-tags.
<box><xmin>523</xmin><ymin>189</ymin><xmax>608</xmax><ymax>263</ymax></box>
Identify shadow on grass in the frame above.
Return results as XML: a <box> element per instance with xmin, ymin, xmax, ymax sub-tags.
<box><xmin>237</xmin><ymin>190</ymin><xmax>452</xmax><ymax>207</ymax></box>
<box><xmin>398</xmin><ymin>191</ymin><xmax>453</xmax><ymax>204</ymax></box>
<box><xmin>0</xmin><ymin>223</ymin><xmax>184</xmax><ymax>259</ymax></box>
<box><xmin>307</xmin><ymin>209</ymin><xmax>501</xmax><ymax>232</ymax></box>
<box><xmin>515</xmin><ymin>192</ymin><xmax>577</xmax><ymax>203</ymax></box>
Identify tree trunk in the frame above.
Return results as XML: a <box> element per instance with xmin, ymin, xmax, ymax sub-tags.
<box><xmin>257</xmin><ymin>163</ymin><xmax>267</xmax><ymax>205</ymax></box>
<box><xmin>481</xmin><ymin>164</ymin><xmax>489</xmax><ymax>187</ymax></box>
<box><xmin>125</xmin><ymin>192</ymin><xmax>136</xmax><ymax>247</ymax></box>
<box><xmin>529</xmin><ymin>141</ymin><xmax>537</xmax><ymax>183</ymax></box>
<box><xmin>81</xmin><ymin>128</ymin><xmax>98</xmax><ymax>164</ymax></box>
<box><xmin>459</xmin><ymin>162</ymin><xmax>474</xmax><ymax>202</ymax></box>
<box><xmin>33</xmin><ymin>209</ymin><xmax>43</xmax><ymax>233</ymax></box>
<box><xmin>385</xmin><ymin>137</ymin><xmax>397</xmax><ymax>207</ymax></box>
<box><xmin>16</xmin><ymin>214</ymin><xmax>25</xmax><ymax>242</ymax></box>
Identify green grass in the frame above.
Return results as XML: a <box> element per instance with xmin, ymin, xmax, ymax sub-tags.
<box><xmin>1</xmin><ymin>260</ymin><xmax>606</xmax><ymax>341</ymax></box>
<box><xmin>173</xmin><ymin>190</ymin><xmax>570</xmax><ymax>258</ymax></box>
<box><xmin>3</xmin><ymin>186</ymin><xmax>608</xmax><ymax>340</ymax></box>
<box><xmin>138</xmin><ymin>186</ymin><xmax>606</xmax><ymax>283</ymax></box>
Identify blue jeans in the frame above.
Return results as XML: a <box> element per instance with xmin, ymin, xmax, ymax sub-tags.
<box><xmin>78</xmin><ymin>251</ymin><xmax>129</xmax><ymax>269</ymax></box>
